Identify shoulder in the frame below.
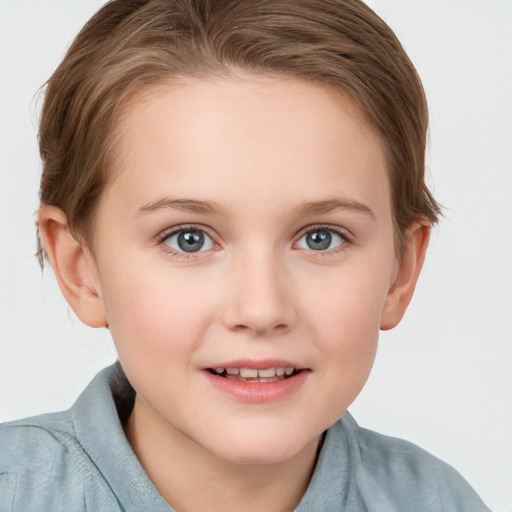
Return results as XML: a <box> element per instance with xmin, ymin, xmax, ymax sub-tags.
<box><xmin>0</xmin><ymin>410</ymin><xmax>121</xmax><ymax>512</ymax></box>
<box><xmin>1</xmin><ymin>408</ymin><xmax>75</xmax><ymax>450</ymax></box>
<box><xmin>337</xmin><ymin>413</ymin><xmax>491</xmax><ymax>512</ymax></box>
<box><xmin>1</xmin><ymin>410</ymin><xmax>77</xmax><ymax>473</ymax></box>
<box><xmin>0</xmin><ymin>410</ymin><xmax>94</xmax><ymax>511</ymax></box>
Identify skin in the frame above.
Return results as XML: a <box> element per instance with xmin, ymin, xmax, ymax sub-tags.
<box><xmin>39</xmin><ymin>75</ymin><xmax>429</xmax><ymax>512</ymax></box>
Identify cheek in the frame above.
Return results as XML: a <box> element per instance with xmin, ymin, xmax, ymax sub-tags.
<box><xmin>100</xmin><ymin>268</ymin><xmax>218</xmax><ymax>362</ymax></box>
<box><xmin>303</xmin><ymin>264</ymin><xmax>389</xmax><ymax>370</ymax></box>
<box><xmin>306</xmin><ymin>266</ymin><xmax>387</xmax><ymax>332</ymax></box>
<box><xmin>306</xmin><ymin>278</ymin><xmax>383</xmax><ymax>421</ymax></box>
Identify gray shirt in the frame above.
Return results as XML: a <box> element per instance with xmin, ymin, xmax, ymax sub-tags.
<box><xmin>0</xmin><ymin>364</ymin><xmax>490</xmax><ymax>511</ymax></box>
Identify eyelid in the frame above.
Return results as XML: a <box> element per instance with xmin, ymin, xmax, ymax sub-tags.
<box><xmin>295</xmin><ymin>224</ymin><xmax>352</xmax><ymax>242</ymax></box>
<box><xmin>293</xmin><ymin>224</ymin><xmax>353</xmax><ymax>254</ymax></box>
<box><xmin>155</xmin><ymin>223</ymin><xmax>352</xmax><ymax>258</ymax></box>
<box><xmin>157</xmin><ymin>224</ymin><xmax>217</xmax><ymax>243</ymax></box>
<box><xmin>156</xmin><ymin>224</ymin><xmax>220</xmax><ymax>258</ymax></box>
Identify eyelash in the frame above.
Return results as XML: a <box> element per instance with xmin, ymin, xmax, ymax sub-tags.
<box><xmin>294</xmin><ymin>224</ymin><xmax>351</xmax><ymax>256</ymax></box>
<box><xmin>156</xmin><ymin>223</ymin><xmax>352</xmax><ymax>259</ymax></box>
<box><xmin>157</xmin><ymin>224</ymin><xmax>218</xmax><ymax>260</ymax></box>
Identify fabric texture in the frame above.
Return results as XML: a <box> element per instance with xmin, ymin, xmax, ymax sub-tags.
<box><xmin>0</xmin><ymin>364</ymin><xmax>490</xmax><ymax>512</ymax></box>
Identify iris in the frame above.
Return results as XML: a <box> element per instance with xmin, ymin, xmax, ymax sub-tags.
<box><xmin>178</xmin><ymin>230</ymin><xmax>205</xmax><ymax>252</ymax></box>
<box><xmin>306</xmin><ymin>230</ymin><xmax>332</xmax><ymax>251</ymax></box>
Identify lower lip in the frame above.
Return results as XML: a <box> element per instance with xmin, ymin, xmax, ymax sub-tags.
<box><xmin>203</xmin><ymin>370</ymin><xmax>309</xmax><ymax>403</ymax></box>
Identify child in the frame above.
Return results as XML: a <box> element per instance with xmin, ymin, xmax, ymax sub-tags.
<box><xmin>0</xmin><ymin>0</ymin><xmax>492</xmax><ymax>510</ymax></box>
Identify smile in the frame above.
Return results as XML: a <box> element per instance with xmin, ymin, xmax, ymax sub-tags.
<box><xmin>208</xmin><ymin>367</ymin><xmax>298</xmax><ymax>382</ymax></box>
<box><xmin>204</xmin><ymin>361</ymin><xmax>309</xmax><ymax>403</ymax></box>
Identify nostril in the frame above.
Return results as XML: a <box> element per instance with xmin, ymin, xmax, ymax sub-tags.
<box><xmin>221</xmin><ymin>278</ymin><xmax>296</xmax><ymax>335</ymax></box>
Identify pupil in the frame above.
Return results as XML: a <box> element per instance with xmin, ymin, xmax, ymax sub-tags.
<box><xmin>306</xmin><ymin>230</ymin><xmax>331</xmax><ymax>250</ymax></box>
<box><xmin>178</xmin><ymin>231</ymin><xmax>204</xmax><ymax>252</ymax></box>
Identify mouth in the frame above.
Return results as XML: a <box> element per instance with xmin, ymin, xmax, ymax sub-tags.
<box><xmin>203</xmin><ymin>361</ymin><xmax>309</xmax><ymax>402</ymax></box>
<box><xmin>206</xmin><ymin>366</ymin><xmax>300</xmax><ymax>383</ymax></box>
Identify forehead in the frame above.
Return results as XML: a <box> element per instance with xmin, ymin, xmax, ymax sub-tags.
<box><xmin>105</xmin><ymin>75</ymin><xmax>390</xmax><ymax>219</ymax></box>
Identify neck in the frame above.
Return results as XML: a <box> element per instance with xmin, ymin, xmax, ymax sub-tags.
<box><xmin>124</xmin><ymin>395</ymin><xmax>321</xmax><ymax>512</ymax></box>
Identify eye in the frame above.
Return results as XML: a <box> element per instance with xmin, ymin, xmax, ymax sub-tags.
<box><xmin>296</xmin><ymin>228</ymin><xmax>346</xmax><ymax>251</ymax></box>
<box><xmin>162</xmin><ymin>228</ymin><xmax>214</xmax><ymax>253</ymax></box>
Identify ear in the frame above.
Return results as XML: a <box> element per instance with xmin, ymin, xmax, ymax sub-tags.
<box><xmin>380</xmin><ymin>223</ymin><xmax>430</xmax><ymax>330</ymax></box>
<box><xmin>38</xmin><ymin>205</ymin><xmax>108</xmax><ymax>328</ymax></box>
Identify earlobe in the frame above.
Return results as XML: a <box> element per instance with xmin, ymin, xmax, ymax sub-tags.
<box><xmin>38</xmin><ymin>205</ymin><xmax>108</xmax><ymax>328</ymax></box>
<box><xmin>380</xmin><ymin>223</ymin><xmax>430</xmax><ymax>331</ymax></box>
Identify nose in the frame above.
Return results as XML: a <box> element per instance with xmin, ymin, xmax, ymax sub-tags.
<box><xmin>221</xmin><ymin>247</ymin><xmax>297</xmax><ymax>336</ymax></box>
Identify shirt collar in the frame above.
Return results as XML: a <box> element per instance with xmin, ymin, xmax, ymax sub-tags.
<box><xmin>72</xmin><ymin>363</ymin><xmax>362</xmax><ymax>511</ymax></box>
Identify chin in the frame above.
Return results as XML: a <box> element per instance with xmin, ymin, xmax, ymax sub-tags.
<box><xmin>209</xmin><ymin>431</ymin><xmax>316</xmax><ymax>466</ymax></box>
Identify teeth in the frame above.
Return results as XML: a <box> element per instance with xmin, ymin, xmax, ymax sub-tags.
<box><xmin>240</xmin><ymin>368</ymin><xmax>258</xmax><ymax>378</ymax></box>
<box><xmin>212</xmin><ymin>366</ymin><xmax>297</xmax><ymax>378</ymax></box>
<box><xmin>258</xmin><ymin>368</ymin><xmax>276</xmax><ymax>378</ymax></box>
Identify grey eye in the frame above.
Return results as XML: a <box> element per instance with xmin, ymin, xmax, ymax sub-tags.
<box><xmin>296</xmin><ymin>229</ymin><xmax>344</xmax><ymax>251</ymax></box>
<box><xmin>164</xmin><ymin>229</ymin><xmax>214</xmax><ymax>253</ymax></box>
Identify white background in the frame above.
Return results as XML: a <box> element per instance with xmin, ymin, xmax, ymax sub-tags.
<box><xmin>0</xmin><ymin>1</ymin><xmax>510</xmax><ymax>510</ymax></box>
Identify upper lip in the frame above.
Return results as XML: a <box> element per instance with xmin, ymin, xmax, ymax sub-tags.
<box><xmin>204</xmin><ymin>359</ymin><xmax>308</xmax><ymax>370</ymax></box>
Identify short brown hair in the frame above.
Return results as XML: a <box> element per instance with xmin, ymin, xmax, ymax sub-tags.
<box><xmin>37</xmin><ymin>0</ymin><xmax>441</xmax><ymax>264</ymax></box>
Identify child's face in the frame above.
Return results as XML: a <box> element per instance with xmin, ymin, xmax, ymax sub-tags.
<box><xmin>85</xmin><ymin>75</ymin><xmax>404</xmax><ymax>464</ymax></box>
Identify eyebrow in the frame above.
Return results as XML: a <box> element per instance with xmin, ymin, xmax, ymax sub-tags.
<box><xmin>136</xmin><ymin>196</ymin><xmax>375</xmax><ymax>219</ymax></box>
<box><xmin>136</xmin><ymin>198</ymin><xmax>223</xmax><ymax>216</ymax></box>
<box><xmin>292</xmin><ymin>198</ymin><xmax>375</xmax><ymax>218</ymax></box>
